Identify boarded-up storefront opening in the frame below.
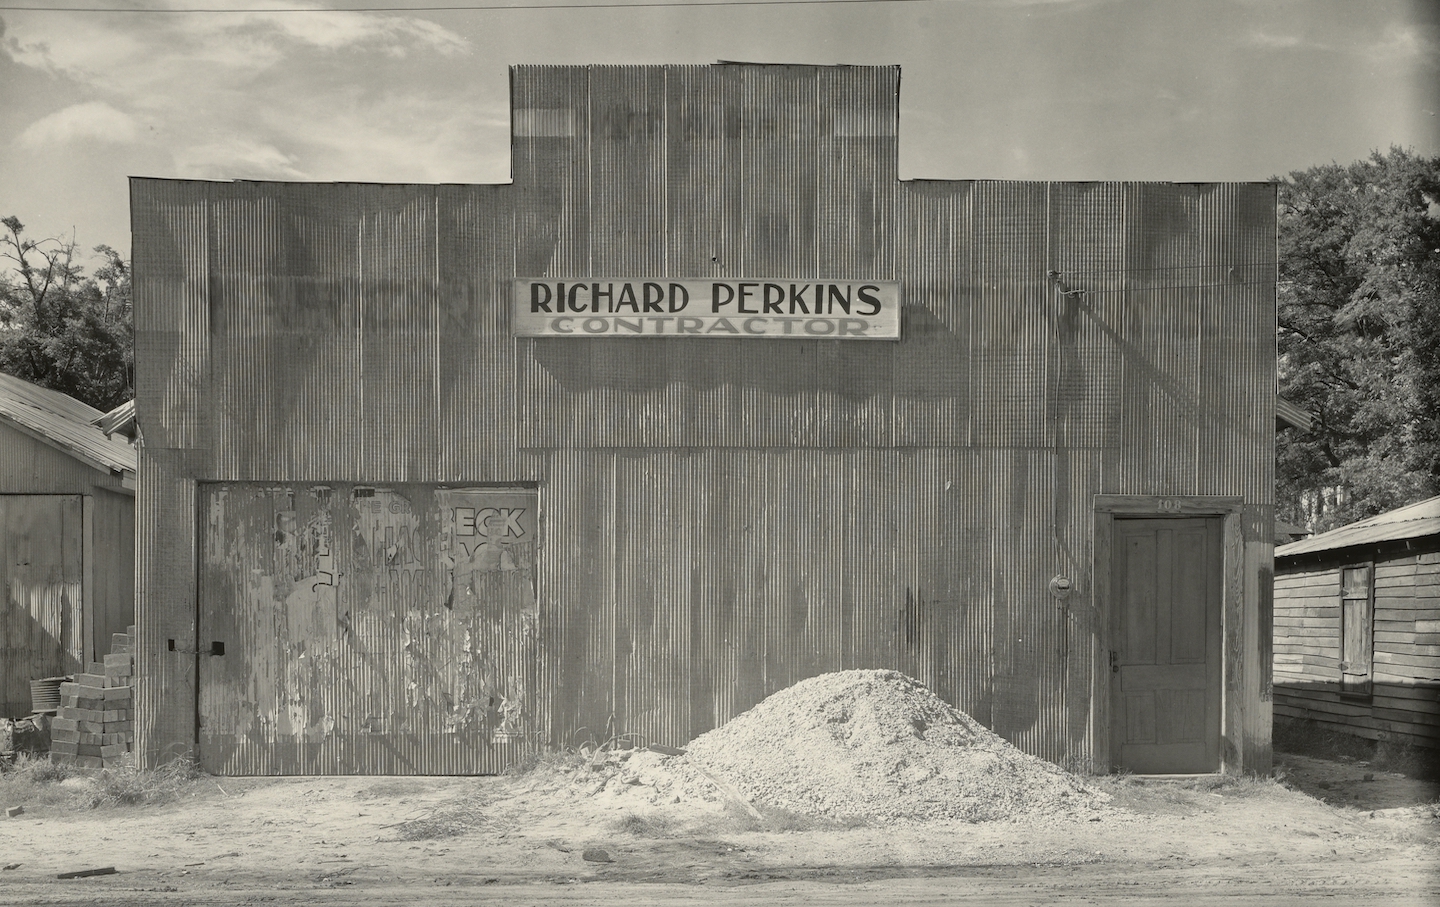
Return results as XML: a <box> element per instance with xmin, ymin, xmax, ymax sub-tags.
<box><xmin>198</xmin><ymin>484</ymin><xmax>537</xmax><ymax>774</ymax></box>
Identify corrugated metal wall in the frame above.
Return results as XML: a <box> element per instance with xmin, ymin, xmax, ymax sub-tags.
<box><xmin>1</xmin><ymin>495</ymin><xmax>84</xmax><ymax>717</ymax></box>
<box><xmin>133</xmin><ymin>62</ymin><xmax>1275</xmax><ymax>774</ymax></box>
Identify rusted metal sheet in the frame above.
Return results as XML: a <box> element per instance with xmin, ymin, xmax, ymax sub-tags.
<box><xmin>197</xmin><ymin>483</ymin><xmax>537</xmax><ymax>774</ymax></box>
<box><xmin>0</xmin><ymin>494</ymin><xmax>83</xmax><ymax>717</ymax></box>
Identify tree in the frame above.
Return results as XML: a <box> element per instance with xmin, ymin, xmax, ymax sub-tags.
<box><xmin>0</xmin><ymin>216</ymin><xmax>133</xmax><ymax>412</ymax></box>
<box><xmin>1276</xmin><ymin>148</ymin><xmax>1440</xmax><ymax>532</ymax></box>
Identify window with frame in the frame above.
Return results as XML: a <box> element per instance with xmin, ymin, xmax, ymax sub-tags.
<box><xmin>1339</xmin><ymin>564</ymin><xmax>1374</xmax><ymax>697</ymax></box>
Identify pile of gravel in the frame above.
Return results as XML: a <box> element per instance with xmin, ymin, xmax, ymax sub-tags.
<box><xmin>683</xmin><ymin>669</ymin><xmax>1107</xmax><ymax>823</ymax></box>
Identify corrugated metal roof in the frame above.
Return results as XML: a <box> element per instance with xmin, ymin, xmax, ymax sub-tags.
<box><xmin>1276</xmin><ymin>396</ymin><xmax>1313</xmax><ymax>432</ymax></box>
<box><xmin>1275</xmin><ymin>494</ymin><xmax>1440</xmax><ymax>558</ymax></box>
<box><xmin>0</xmin><ymin>372</ymin><xmax>137</xmax><ymax>477</ymax></box>
<box><xmin>94</xmin><ymin>398</ymin><xmax>137</xmax><ymax>439</ymax></box>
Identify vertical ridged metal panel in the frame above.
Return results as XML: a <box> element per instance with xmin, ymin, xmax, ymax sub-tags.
<box><xmin>539</xmin><ymin>449</ymin><xmax>617</xmax><ymax>747</ymax></box>
<box><xmin>970</xmin><ymin>182</ymin><xmax>1050</xmax><ymax>448</ymax></box>
<box><xmin>1123</xmin><ymin>183</ymin><xmax>1202</xmax><ymax>496</ymax></box>
<box><xmin>545</xmin><ymin>446</ymin><xmax>1100</xmax><ymax>766</ymax></box>
<box><xmin>208</xmin><ymin>182</ymin><xmax>366</xmax><ymax>482</ymax></box>
<box><xmin>132</xmin><ymin>178</ymin><xmax>209</xmax><ymax>452</ymax></box>
<box><xmin>437</xmin><ymin>185</ymin><xmax>540</xmax><ymax>483</ymax></box>
<box><xmin>1045</xmin><ymin>182</ymin><xmax>1125</xmax><ymax>450</ymax></box>
<box><xmin>358</xmin><ymin>185</ymin><xmax>439</xmax><ymax>483</ymax></box>
<box><xmin>133</xmin><ymin>447</ymin><xmax>200</xmax><ymax>767</ymax></box>
<box><xmin>894</xmin><ymin>182</ymin><xmax>972</xmax><ymax>446</ymax></box>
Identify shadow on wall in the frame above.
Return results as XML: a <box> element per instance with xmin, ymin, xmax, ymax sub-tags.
<box><xmin>2</xmin><ymin>602</ymin><xmax>76</xmax><ymax>719</ymax></box>
<box><xmin>1272</xmin><ymin>680</ymin><xmax>1440</xmax><ymax>756</ymax></box>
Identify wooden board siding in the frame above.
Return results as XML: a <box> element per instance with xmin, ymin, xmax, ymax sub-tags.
<box><xmin>132</xmin><ymin>63</ymin><xmax>1276</xmax><ymax>774</ymax></box>
<box><xmin>1274</xmin><ymin>550</ymin><xmax>1440</xmax><ymax>748</ymax></box>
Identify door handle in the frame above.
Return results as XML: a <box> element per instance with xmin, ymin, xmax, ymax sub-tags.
<box><xmin>1110</xmin><ymin>650</ymin><xmax>1119</xmax><ymax>674</ymax></box>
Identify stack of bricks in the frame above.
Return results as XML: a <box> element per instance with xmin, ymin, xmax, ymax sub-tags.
<box><xmin>50</xmin><ymin>626</ymin><xmax>135</xmax><ymax>769</ymax></box>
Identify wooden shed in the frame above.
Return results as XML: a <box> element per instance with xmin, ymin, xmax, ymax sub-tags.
<box><xmin>131</xmin><ymin>63</ymin><xmax>1277</xmax><ymax>777</ymax></box>
<box><xmin>0</xmin><ymin>372</ymin><xmax>137</xmax><ymax>717</ymax></box>
<box><xmin>1273</xmin><ymin>496</ymin><xmax>1440</xmax><ymax>749</ymax></box>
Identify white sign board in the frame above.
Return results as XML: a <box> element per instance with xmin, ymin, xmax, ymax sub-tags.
<box><xmin>513</xmin><ymin>279</ymin><xmax>901</xmax><ymax>340</ymax></box>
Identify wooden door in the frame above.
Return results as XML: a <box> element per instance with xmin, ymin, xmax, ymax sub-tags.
<box><xmin>1110</xmin><ymin>517</ymin><xmax>1222</xmax><ymax>773</ymax></box>
<box><xmin>198</xmin><ymin>483</ymin><xmax>538</xmax><ymax>774</ymax></box>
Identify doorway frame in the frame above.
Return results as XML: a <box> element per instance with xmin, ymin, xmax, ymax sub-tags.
<box><xmin>1094</xmin><ymin>494</ymin><xmax>1244</xmax><ymax>773</ymax></box>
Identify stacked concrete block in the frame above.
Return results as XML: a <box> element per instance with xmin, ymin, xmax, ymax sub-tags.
<box><xmin>50</xmin><ymin>626</ymin><xmax>135</xmax><ymax>769</ymax></box>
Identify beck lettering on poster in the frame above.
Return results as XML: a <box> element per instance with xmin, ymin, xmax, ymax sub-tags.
<box><xmin>513</xmin><ymin>278</ymin><xmax>902</xmax><ymax>340</ymax></box>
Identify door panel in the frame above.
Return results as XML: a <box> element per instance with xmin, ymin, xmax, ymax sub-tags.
<box><xmin>198</xmin><ymin>484</ymin><xmax>538</xmax><ymax>774</ymax></box>
<box><xmin>1111</xmin><ymin>517</ymin><xmax>1221</xmax><ymax>773</ymax></box>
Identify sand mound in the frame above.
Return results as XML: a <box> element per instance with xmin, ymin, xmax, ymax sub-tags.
<box><xmin>683</xmin><ymin>669</ymin><xmax>1106</xmax><ymax>822</ymax></box>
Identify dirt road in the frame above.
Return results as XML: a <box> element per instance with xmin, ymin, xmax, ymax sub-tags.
<box><xmin>1</xmin><ymin>757</ymin><xmax>1436</xmax><ymax>906</ymax></box>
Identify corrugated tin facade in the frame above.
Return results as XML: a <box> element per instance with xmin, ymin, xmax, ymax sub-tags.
<box><xmin>132</xmin><ymin>63</ymin><xmax>1276</xmax><ymax>775</ymax></box>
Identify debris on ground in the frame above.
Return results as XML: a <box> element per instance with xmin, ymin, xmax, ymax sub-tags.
<box><xmin>56</xmin><ymin>866</ymin><xmax>118</xmax><ymax>879</ymax></box>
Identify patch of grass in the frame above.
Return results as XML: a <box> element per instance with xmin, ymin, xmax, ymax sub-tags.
<box><xmin>0</xmin><ymin>753</ymin><xmax>89</xmax><ymax>808</ymax></box>
<box><xmin>612</xmin><ymin>811</ymin><xmax>677</xmax><ymax>837</ymax></box>
<box><xmin>2</xmin><ymin>753</ymin><xmax>202</xmax><ymax>810</ymax></box>
<box><xmin>87</xmin><ymin>755</ymin><xmax>199</xmax><ymax>807</ymax></box>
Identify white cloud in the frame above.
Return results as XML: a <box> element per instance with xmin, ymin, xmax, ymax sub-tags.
<box><xmin>174</xmin><ymin>139</ymin><xmax>306</xmax><ymax>180</ymax></box>
<box><xmin>1365</xmin><ymin>24</ymin><xmax>1439</xmax><ymax>63</ymax></box>
<box><xmin>2</xmin><ymin>3</ymin><xmax>469</xmax><ymax>97</ymax></box>
<box><xmin>0</xmin><ymin>4</ymin><xmax>483</xmax><ymax>186</ymax></box>
<box><xmin>17</xmin><ymin>102</ymin><xmax>141</xmax><ymax>149</ymax></box>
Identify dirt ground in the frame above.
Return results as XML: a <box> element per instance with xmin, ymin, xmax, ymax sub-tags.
<box><xmin>0</xmin><ymin>751</ymin><xmax>1436</xmax><ymax>907</ymax></box>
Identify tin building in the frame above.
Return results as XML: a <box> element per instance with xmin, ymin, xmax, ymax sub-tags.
<box><xmin>131</xmin><ymin>63</ymin><xmax>1277</xmax><ymax>776</ymax></box>
<box><xmin>1</xmin><ymin>372</ymin><xmax>136</xmax><ymax>717</ymax></box>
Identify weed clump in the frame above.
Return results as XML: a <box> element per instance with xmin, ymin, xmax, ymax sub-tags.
<box><xmin>87</xmin><ymin>755</ymin><xmax>200</xmax><ymax>808</ymax></box>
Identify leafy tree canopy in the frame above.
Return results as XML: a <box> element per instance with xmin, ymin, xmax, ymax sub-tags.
<box><xmin>1277</xmin><ymin>147</ymin><xmax>1440</xmax><ymax>532</ymax></box>
<box><xmin>0</xmin><ymin>215</ymin><xmax>133</xmax><ymax>412</ymax></box>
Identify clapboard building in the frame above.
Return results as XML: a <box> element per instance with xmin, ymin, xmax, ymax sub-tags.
<box><xmin>1274</xmin><ymin>496</ymin><xmax>1440</xmax><ymax>749</ymax></box>
<box><xmin>131</xmin><ymin>63</ymin><xmax>1277</xmax><ymax>776</ymax></box>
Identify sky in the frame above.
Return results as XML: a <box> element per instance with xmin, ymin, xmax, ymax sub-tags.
<box><xmin>0</xmin><ymin>0</ymin><xmax>1437</xmax><ymax>268</ymax></box>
